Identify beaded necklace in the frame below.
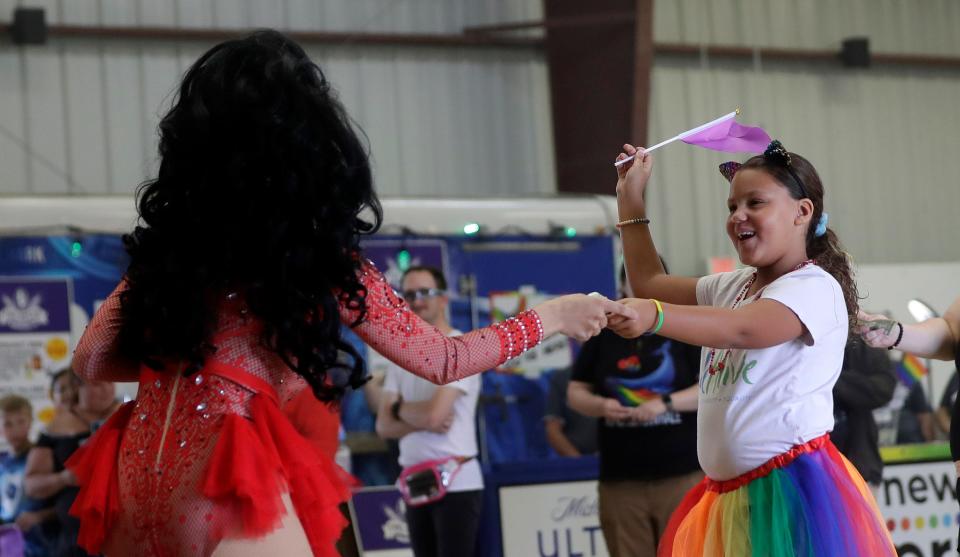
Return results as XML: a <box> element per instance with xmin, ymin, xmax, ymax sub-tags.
<box><xmin>704</xmin><ymin>259</ymin><xmax>815</xmax><ymax>376</ymax></box>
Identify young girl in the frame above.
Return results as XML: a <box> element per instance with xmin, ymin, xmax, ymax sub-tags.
<box><xmin>608</xmin><ymin>141</ymin><xmax>896</xmax><ymax>556</ymax></box>
<box><xmin>64</xmin><ymin>30</ymin><xmax>629</xmax><ymax>557</ymax></box>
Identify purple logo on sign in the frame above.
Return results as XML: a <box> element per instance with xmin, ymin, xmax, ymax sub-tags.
<box><xmin>0</xmin><ymin>279</ymin><xmax>71</xmax><ymax>333</ymax></box>
<box><xmin>350</xmin><ymin>487</ymin><xmax>411</xmax><ymax>551</ymax></box>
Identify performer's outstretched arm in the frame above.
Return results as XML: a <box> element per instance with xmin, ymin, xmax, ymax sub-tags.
<box><xmin>342</xmin><ymin>260</ymin><xmax>633</xmax><ymax>385</ymax></box>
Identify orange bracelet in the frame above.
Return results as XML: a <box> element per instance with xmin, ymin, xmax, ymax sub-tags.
<box><xmin>615</xmin><ymin>217</ymin><xmax>650</xmax><ymax>228</ymax></box>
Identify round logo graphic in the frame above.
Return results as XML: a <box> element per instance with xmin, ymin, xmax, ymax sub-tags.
<box><xmin>46</xmin><ymin>337</ymin><xmax>69</xmax><ymax>360</ymax></box>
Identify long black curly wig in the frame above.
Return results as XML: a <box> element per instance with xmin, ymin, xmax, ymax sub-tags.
<box><xmin>118</xmin><ymin>30</ymin><xmax>381</xmax><ymax>401</ymax></box>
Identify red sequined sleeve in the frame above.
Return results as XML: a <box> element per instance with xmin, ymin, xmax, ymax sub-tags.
<box><xmin>340</xmin><ymin>260</ymin><xmax>544</xmax><ymax>385</ymax></box>
<box><xmin>72</xmin><ymin>280</ymin><xmax>141</xmax><ymax>382</ymax></box>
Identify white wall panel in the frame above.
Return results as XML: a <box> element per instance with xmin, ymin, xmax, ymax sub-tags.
<box><xmin>247</xmin><ymin>2</ymin><xmax>286</xmax><ymax>31</ymax></box>
<box><xmin>295</xmin><ymin>44</ymin><xmax>553</xmax><ymax>197</ymax></box>
<box><xmin>210</xmin><ymin>0</ymin><xmax>247</xmax><ymax>29</ymax></box>
<box><xmin>61</xmin><ymin>0</ymin><xmax>99</xmax><ymax>25</ymax></box>
<box><xmin>0</xmin><ymin>0</ymin><xmax>551</xmax><ymax>199</ymax></box>
<box><xmin>63</xmin><ymin>41</ymin><xmax>109</xmax><ymax>194</ymax></box>
<box><xmin>654</xmin><ymin>0</ymin><xmax>960</xmax><ymax>55</ymax></box>
<box><xmin>646</xmin><ymin>58</ymin><xmax>960</xmax><ymax>275</ymax></box>
<box><xmin>22</xmin><ymin>46</ymin><xmax>69</xmax><ymax>193</ymax></box>
<box><xmin>2</xmin><ymin>46</ymin><xmax>552</xmax><ymax>196</ymax></box>
<box><xmin>174</xmin><ymin>0</ymin><xmax>214</xmax><ymax>28</ymax></box>
<box><xmin>285</xmin><ymin>0</ymin><xmax>322</xmax><ymax>33</ymax></box>
<box><xmin>101</xmin><ymin>0</ymin><xmax>138</xmax><ymax>25</ymax></box>
<box><xmin>2</xmin><ymin>0</ymin><xmax>959</xmax><ymax>272</ymax></box>
<box><xmin>138</xmin><ymin>0</ymin><xmax>175</xmax><ymax>27</ymax></box>
<box><xmin>0</xmin><ymin>1</ymin><xmax>18</xmax><ymax>22</ymax></box>
<box><xmin>101</xmin><ymin>46</ymin><xmax>148</xmax><ymax>194</ymax></box>
<box><xmin>0</xmin><ymin>2</ymin><xmax>551</xmax><ymax>193</ymax></box>
<box><xmin>9</xmin><ymin>0</ymin><xmax>540</xmax><ymax>35</ymax></box>
<box><xmin>0</xmin><ymin>47</ymin><xmax>28</xmax><ymax>195</ymax></box>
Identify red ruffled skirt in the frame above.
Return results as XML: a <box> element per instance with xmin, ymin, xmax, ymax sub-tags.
<box><xmin>67</xmin><ymin>386</ymin><xmax>349</xmax><ymax>556</ymax></box>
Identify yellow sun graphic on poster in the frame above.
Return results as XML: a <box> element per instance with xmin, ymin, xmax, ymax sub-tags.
<box><xmin>46</xmin><ymin>337</ymin><xmax>69</xmax><ymax>360</ymax></box>
<box><xmin>37</xmin><ymin>406</ymin><xmax>55</xmax><ymax>424</ymax></box>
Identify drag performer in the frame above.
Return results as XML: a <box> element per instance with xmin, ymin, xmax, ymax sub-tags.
<box><xmin>65</xmin><ymin>30</ymin><xmax>630</xmax><ymax>557</ymax></box>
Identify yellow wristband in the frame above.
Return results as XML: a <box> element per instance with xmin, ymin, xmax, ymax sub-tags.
<box><xmin>645</xmin><ymin>299</ymin><xmax>664</xmax><ymax>335</ymax></box>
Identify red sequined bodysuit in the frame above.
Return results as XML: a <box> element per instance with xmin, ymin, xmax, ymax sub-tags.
<box><xmin>67</xmin><ymin>261</ymin><xmax>542</xmax><ymax>557</ymax></box>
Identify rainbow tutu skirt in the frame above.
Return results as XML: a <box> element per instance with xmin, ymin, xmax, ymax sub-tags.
<box><xmin>658</xmin><ymin>435</ymin><xmax>896</xmax><ymax>557</ymax></box>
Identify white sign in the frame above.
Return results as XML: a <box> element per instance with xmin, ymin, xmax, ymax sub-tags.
<box><xmin>500</xmin><ymin>480</ymin><xmax>608</xmax><ymax>557</ymax></box>
<box><xmin>0</xmin><ymin>277</ymin><xmax>74</xmax><ymax>449</ymax></box>
<box><xmin>877</xmin><ymin>460</ymin><xmax>958</xmax><ymax>556</ymax></box>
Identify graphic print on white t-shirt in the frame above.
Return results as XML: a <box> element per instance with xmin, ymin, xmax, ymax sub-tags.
<box><xmin>699</xmin><ymin>348</ymin><xmax>759</xmax><ymax>398</ymax></box>
<box><xmin>694</xmin><ymin>265</ymin><xmax>848</xmax><ymax>481</ymax></box>
<box><xmin>380</xmin><ymin>329</ymin><xmax>484</xmax><ymax>492</ymax></box>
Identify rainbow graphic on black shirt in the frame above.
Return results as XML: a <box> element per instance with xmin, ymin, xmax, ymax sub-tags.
<box><xmin>604</xmin><ymin>341</ymin><xmax>675</xmax><ymax>407</ymax></box>
<box><xmin>614</xmin><ymin>385</ymin><xmax>660</xmax><ymax>406</ymax></box>
<box><xmin>617</xmin><ymin>355</ymin><xmax>641</xmax><ymax>372</ymax></box>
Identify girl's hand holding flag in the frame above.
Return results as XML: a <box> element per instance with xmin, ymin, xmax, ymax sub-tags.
<box><xmin>615</xmin><ymin>145</ymin><xmax>653</xmax><ymax>212</ymax></box>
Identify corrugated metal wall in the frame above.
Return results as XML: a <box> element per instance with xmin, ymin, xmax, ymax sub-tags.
<box><xmin>0</xmin><ymin>0</ymin><xmax>554</xmax><ymax>197</ymax></box>
<box><xmin>1</xmin><ymin>0</ymin><xmax>959</xmax><ymax>274</ymax></box>
<box><xmin>654</xmin><ymin>0</ymin><xmax>960</xmax><ymax>54</ymax></box>
<box><xmin>644</xmin><ymin>0</ymin><xmax>960</xmax><ymax>275</ymax></box>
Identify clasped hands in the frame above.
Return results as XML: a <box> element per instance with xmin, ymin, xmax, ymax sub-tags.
<box><xmin>604</xmin><ymin>298</ymin><xmax>661</xmax><ymax>339</ymax></box>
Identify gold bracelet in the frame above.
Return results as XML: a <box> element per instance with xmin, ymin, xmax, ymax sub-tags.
<box><xmin>615</xmin><ymin>217</ymin><xmax>650</xmax><ymax>229</ymax></box>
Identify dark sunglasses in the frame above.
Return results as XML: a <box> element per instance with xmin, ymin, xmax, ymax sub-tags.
<box><xmin>401</xmin><ymin>288</ymin><xmax>445</xmax><ymax>302</ymax></box>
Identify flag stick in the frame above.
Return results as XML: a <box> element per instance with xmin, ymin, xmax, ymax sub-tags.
<box><xmin>614</xmin><ymin>109</ymin><xmax>740</xmax><ymax>167</ymax></box>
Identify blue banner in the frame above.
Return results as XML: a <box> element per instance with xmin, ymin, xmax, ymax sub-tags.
<box><xmin>0</xmin><ymin>278</ymin><xmax>71</xmax><ymax>334</ymax></box>
<box><xmin>0</xmin><ymin>234</ymin><xmax>127</xmax><ymax>320</ymax></box>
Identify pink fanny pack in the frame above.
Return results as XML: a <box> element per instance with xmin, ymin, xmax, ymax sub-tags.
<box><xmin>397</xmin><ymin>456</ymin><xmax>473</xmax><ymax>507</ymax></box>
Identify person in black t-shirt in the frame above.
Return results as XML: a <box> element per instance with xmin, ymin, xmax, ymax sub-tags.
<box><xmin>936</xmin><ymin>370</ymin><xmax>959</xmax><ymax>437</ymax></box>
<box><xmin>896</xmin><ymin>382</ymin><xmax>934</xmax><ymax>444</ymax></box>
<box><xmin>568</xmin><ymin>327</ymin><xmax>701</xmax><ymax>557</ymax></box>
<box><xmin>830</xmin><ymin>339</ymin><xmax>896</xmax><ymax>490</ymax></box>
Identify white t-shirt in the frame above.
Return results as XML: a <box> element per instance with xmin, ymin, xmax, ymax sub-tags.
<box><xmin>695</xmin><ymin>265</ymin><xmax>848</xmax><ymax>481</ymax></box>
<box><xmin>382</xmin><ymin>329</ymin><xmax>484</xmax><ymax>492</ymax></box>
